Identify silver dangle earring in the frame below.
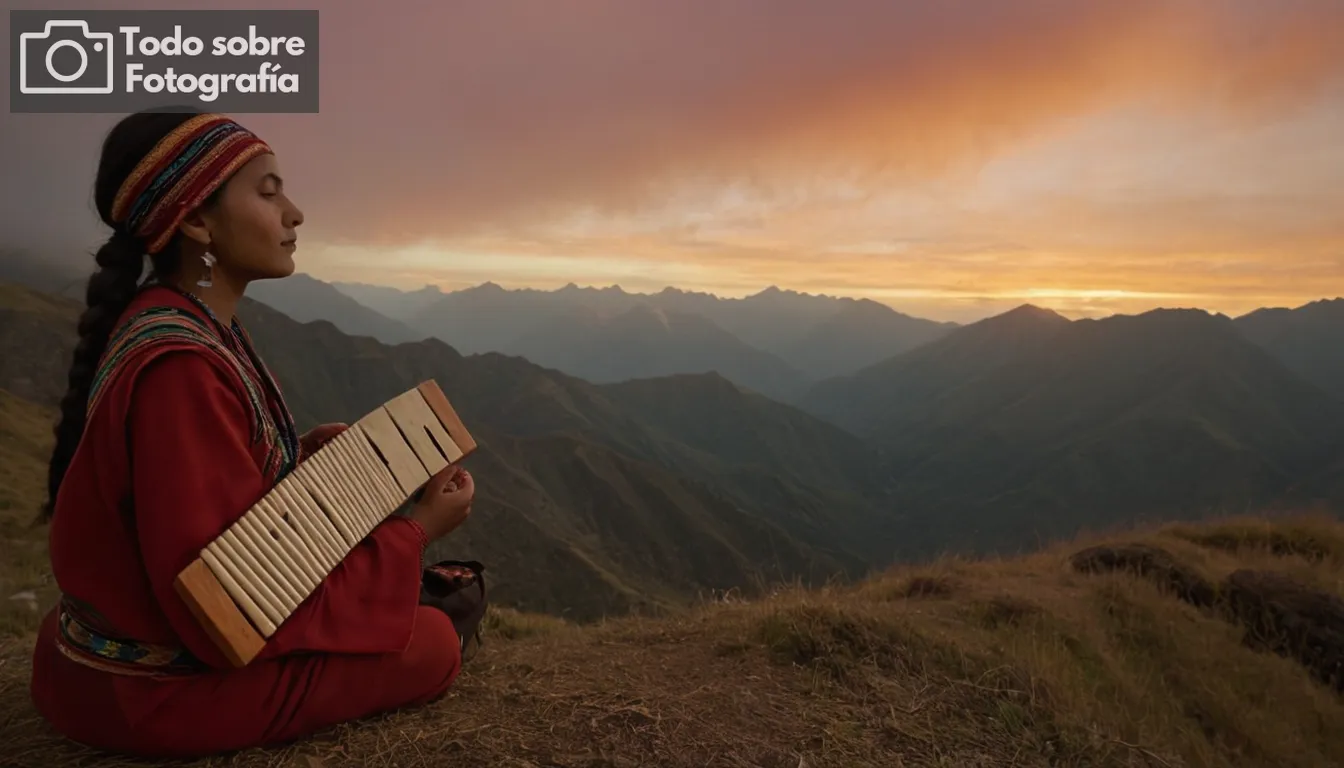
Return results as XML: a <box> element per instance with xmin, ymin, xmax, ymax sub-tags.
<box><xmin>197</xmin><ymin>252</ymin><xmax>216</xmax><ymax>288</ymax></box>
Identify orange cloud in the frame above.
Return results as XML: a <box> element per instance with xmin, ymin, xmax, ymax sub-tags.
<box><xmin>60</xmin><ymin>0</ymin><xmax>1298</xmax><ymax>245</ymax></box>
<box><xmin>4</xmin><ymin>0</ymin><xmax>1344</xmax><ymax>321</ymax></box>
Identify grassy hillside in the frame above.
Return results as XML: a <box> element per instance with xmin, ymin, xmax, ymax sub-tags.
<box><xmin>600</xmin><ymin>371</ymin><xmax>884</xmax><ymax>494</ymax></box>
<box><xmin>802</xmin><ymin>306</ymin><xmax>1344</xmax><ymax>559</ymax></box>
<box><xmin>598</xmin><ymin>372</ymin><xmax>895</xmax><ymax>560</ymax></box>
<box><xmin>467</xmin><ymin>431</ymin><xmax>847</xmax><ymax>615</ymax></box>
<box><xmin>3</xmin><ymin>513</ymin><xmax>1343</xmax><ymax>766</ymax></box>
<box><xmin>0</xmin><ymin>389</ymin><xmax>56</xmax><ymax>635</ymax></box>
<box><xmin>799</xmin><ymin>303</ymin><xmax>1072</xmax><ymax>435</ymax></box>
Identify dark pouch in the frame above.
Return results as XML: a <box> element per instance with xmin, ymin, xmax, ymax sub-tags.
<box><xmin>420</xmin><ymin>559</ymin><xmax>489</xmax><ymax>662</ymax></box>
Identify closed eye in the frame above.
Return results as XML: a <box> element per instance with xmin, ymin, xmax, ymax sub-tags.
<box><xmin>260</xmin><ymin>171</ymin><xmax>284</xmax><ymax>198</ymax></box>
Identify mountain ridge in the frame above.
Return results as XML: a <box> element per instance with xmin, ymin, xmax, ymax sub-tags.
<box><xmin>2</xmin><ymin>273</ymin><xmax>1341</xmax><ymax>616</ymax></box>
<box><xmin>507</xmin><ymin>301</ymin><xmax>812</xmax><ymax>402</ymax></box>
<box><xmin>243</xmin><ymin>273</ymin><xmax>425</xmax><ymax>345</ymax></box>
<box><xmin>1234</xmin><ymin>297</ymin><xmax>1344</xmax><ymax>399</ymax></box>
<box><xmin>328</xmin><ymin>276</ymin><xmax>958</xmax><ymax>383</ymax></box>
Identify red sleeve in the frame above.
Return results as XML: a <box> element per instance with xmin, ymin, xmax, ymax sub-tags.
<box><xmin>128</xmin><ymin>349</ymin><xmax>428</xmax><ymax>668</ymax></box>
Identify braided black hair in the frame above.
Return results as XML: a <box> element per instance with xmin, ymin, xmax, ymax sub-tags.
<box><xmin>42</xmin><ymin>108</ymin><xmax>220</xmax><ymax>521</ymax></box>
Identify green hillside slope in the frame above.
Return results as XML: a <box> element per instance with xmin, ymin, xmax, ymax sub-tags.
<box><xmin>799</xmin><ymin>304</ymin><xmax>1071</xmax><ymax>436</ymax></box>
<box><xmin>0</xmin><ymin>389</ymin><xmax>57</xmax><ymax>634</ymax></box>
<box><xmin>801</xmin><ymin>306</ymin><xmax>1344</xmax><ymax>557</ymax></box>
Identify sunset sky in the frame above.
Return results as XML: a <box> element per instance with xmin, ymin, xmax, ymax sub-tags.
<box><xmin>3</xmin><ymin>0</ymin><xmax>1343</xmax><ymax>322</ymax></box>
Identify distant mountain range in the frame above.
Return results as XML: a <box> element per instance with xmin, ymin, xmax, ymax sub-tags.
<box><xmin>328</xmin><ymin>280</ymin><xmax>447</xmax><ymax>324</ymax></box>
<box><xmin>506</xmin><ymin>302</ymin><xmax>811</xmax><ymax>402</ymax></box>
<box><xmin>1</xmin><ymin>263</ymin><xmax>1341</xmax><ymax>620</ymax></box>
<box><xmin>246</xmin><ymin>273</ymin><xmax>426</xmax><ymax>345</ymax></box>
<box><xmin>323</xmin><ymin>278</ymin><xmax>957</xmax><ymax>389</ymax></box>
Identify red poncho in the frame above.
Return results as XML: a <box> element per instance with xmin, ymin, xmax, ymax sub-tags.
<box><xmin>30</xmin><ymin>285</ymin><xmax>460</xmax><ymax>758</ymax></box>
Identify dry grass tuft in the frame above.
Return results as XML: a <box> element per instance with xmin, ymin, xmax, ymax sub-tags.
<box><xmin>1169</xmin><ymin>514</ymin><xmax>1344</xmax><ymax>564</ymax></box>
<box><xmin>898</xmin><ymin>575</ymin><xmax>959</xmax><ymax>600</ymax></box>
<box><xmin>975</xmin><ymin>594</ymin><xmax>1044</xmax><ymax>629</ymax></box>
<box><xmin>480</xmin><ymin>606</ymin><xmax>573</xmax><ymax>641</ymax></box>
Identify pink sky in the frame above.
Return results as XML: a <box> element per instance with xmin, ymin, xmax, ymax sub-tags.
<box><xmin>3</xmin><ymin>0</ymin><xmax>1343</xmax><ymax>322</ymax></box>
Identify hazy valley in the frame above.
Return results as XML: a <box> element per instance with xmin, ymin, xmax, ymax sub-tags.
<box><xmin>2</xmin><ymin>256</ymin><xmax>1342</xmax><ymax>618</ymax></box>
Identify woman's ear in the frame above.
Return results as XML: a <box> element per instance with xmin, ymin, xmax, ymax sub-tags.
<box><xmin>177</xmin><ymin>205</ymin><xmax>213</xmax><ymax>248</ymax></box>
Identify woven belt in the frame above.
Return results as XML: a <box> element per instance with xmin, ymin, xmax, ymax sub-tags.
<box><xmin>54</xmin><ymin>596</ymin><xmax>207</xmax><ymax>677</ymax></box>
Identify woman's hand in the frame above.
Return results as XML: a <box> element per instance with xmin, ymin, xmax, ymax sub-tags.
<box><xmin>300</xmin><ymin>422</ymin><xmax>348</xmax><ymax>456</ymax></box>
<box><xmin>409</xmin><ymin>464</ymin><xmax>475</xmax><ymax>541</ymax></box>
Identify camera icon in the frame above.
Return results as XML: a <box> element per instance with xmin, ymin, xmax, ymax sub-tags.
<box><xmin>19</xmin><ymin>20</ymin><xmax>114</xmax><ymax>94</ymax></box>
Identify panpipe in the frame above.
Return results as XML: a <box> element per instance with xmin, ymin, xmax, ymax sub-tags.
<box><xmin>173</xmin><ymin>380</ymin><xmax>477</xmax><ymax>668</ymax></box>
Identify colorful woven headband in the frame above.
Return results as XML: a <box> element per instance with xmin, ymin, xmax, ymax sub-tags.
<box><xmin>110</xmin><ymin>113</ymin><xmax>272</xmax><ymax>254</ymax></box>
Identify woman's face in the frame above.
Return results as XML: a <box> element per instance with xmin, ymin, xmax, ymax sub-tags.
<box><xmin>199</xmin><ymin>152</ymin><xmax>304</xmax><ymax>281</ymax></box>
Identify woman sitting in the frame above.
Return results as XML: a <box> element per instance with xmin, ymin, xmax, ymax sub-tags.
<box><xmin>30</xmin><ymin>107</ymin><xmax>485</xmax><ymax>759</ymax></box>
